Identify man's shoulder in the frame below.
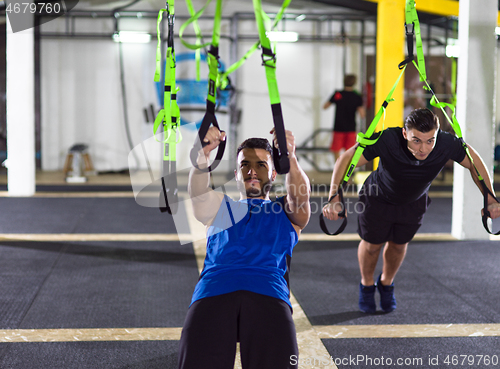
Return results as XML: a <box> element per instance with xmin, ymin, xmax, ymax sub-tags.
<box><xmin>367</xmin><ymin>126</ymin><xmax>401</xmax><ymax>141</ymax></box>
<box><xmin>435</xmin><ymin>130</ymin><xmax>461</xmax><ymax>147</ymax></box>
<box><xmin>437</xmin><ymin>129</ymin><xmax>457</xmax><ymax>140</ymax></box>
<box><xmin>385</xmin><ymin>126</ymin><xmax>403</xmax><ymax>134</ymax></box>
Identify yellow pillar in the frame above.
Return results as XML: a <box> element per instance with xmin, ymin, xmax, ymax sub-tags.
<box><xmin>373</xmin><ymin>0</ymin><xmax>405</xmax><ymax>168</ymax></box>
<box><xmin>375</xmin><ymin>0</ymin><xmax>405</xmax><ymax>130</ymax></box>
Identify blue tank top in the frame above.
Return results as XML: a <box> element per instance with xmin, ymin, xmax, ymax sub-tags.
<box><xmin>190</xmin><ymin>196</ymin><xmax>299</xmax><ymax>308</ymax></box>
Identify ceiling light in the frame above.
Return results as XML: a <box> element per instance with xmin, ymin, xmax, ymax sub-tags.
<box><xmin>446</xmin><ymin>38</ymin><xmax>459</xmax><ymax>58</ymax></box>
<box><xmin>113</xmin><ymin>31</ymin><xmax>151</xmax><ymax>44</ymax></box>
<box><xmin>295</xmin><ymin>14</ymin><xmax>306</xmax><ymax>22</ymax></box>
<box><xmin>266</xmin><ymin>31</ymin><xmax>299</xmax><ymax>43</ymax></box>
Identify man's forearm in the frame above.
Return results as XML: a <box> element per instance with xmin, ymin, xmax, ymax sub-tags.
<box><xmin>468</xmin><ymin>148</ymin><xmax>496</xmax><ymax>203</ymax></box>
<box><xmin>188</xmin><ymin>152</ymin><xmax>211</xmax><ymax>199</ymax></box>
<box><xmin>328</xmin><ymin>150</ymin><xmax>355</xmax><ymax>199</ymax></box>
<box><xmin>285</xmin><ymin>155</ymin><xmax>310</xmax><ymax>207</ymax></box>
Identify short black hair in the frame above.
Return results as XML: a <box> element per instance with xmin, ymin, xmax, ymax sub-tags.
<box><xmin>344</xmin><ymin>74</ymin><xmax>357</xmax><ymax>87</ymax></box>
<box><xmin>236</xmin><ymin>138</ymin><xmax>273</xmax><ymax>159</ymax></box>
<box><xmin>404</xmin><ymin>108</ymin><xmax>439</xmax><ymax>133</ymax></box>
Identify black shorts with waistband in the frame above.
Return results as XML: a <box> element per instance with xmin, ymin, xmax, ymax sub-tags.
<box><xmin>357</xmin><ymin>192</ymin><xmax>431</xmax><ymax>244</ymax></box>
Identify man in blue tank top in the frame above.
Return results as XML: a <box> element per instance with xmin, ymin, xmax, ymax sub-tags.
<box><xmin>178</xmin><ymin>127</ymin><xmax>311</xmax><ymax>369</ymax></box>
<box><xmin>322</xmin><ymin>108</ymin><xmax>500</xmax><ymax>314</ymax></box>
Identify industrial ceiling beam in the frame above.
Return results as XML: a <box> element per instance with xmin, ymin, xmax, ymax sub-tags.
<box><xmin>364</xmin><ymin>0</ymin><xmax>500</xmax><ymax>24</ymax></box>
<box><xmin>363</xmin><ymin>0</ymin><xmax>458</xmax><ymax>17</ymax></box>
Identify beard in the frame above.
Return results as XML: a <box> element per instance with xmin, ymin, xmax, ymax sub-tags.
<box><xmin>237</xmin><ymin>178</ymin><xmax>273</xmax><ymax>198</ymax></box>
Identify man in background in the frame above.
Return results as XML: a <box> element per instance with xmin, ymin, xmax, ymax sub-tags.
<box><xmin>323</xmin><ymin>74</ymin><xmax>365</xmax><ymax>161</ymax></box>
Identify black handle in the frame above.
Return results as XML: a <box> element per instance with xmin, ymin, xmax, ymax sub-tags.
<box><xmin>481</xmin><ymin>181</ymin><xmax>500</xmax><ymax>235</ymax></box>
<box><xmin>319</xmin><ymin>187</ymin><xmax>348</xmax><ymax>236</ymax></box>
<box><xmin>159</xmin><ymin>161</ymin><xmax>179</xmax><ymax>215</ymax></box>
<box><xmin>190</xmin><ymin>100</ymin><xmax>226</xmax><ymax>172</ymax></box>
<box><xmin>271</xmin><ymin>103</ymin><xmax>290</xmax><ymax>174</ymax></box>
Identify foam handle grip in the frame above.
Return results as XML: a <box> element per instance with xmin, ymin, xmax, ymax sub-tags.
<box><xmin>271</xmin><ymin>103</ymin><xmax>290</xmax><ymax>174</ymax></box>
<box><xmin>190</xmin><ymin>100</ymin><xmax>226</xmax><ymax>172</ymax></box>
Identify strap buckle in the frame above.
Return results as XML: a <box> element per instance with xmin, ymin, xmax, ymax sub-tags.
<box><xmin>405</xmin><ymin>22</ymin><xmax>415</xmax><ymax>36</ymax></box>
<box><xmin>400</xmin><ymin>22</ymin><xmax>415</xmax><ymax>67</ymax></box>
<box><xmin>261</xmin><ymin>47</ymin><xmax>276</xmax><ymax>68</ymax></box>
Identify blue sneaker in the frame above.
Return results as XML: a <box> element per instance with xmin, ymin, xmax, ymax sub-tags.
<box><xmin>376</xmin><ymin>274</ymin><xmax>396</xmax><ymax>312</ymax></box>
<box><xmin>359</xmin><ymin>283</ymin><xmax>376</xmax><ymax>313</ymax></box>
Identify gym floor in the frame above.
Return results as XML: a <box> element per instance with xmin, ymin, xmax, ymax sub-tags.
<box><xmin>0</xmin><ymin>169</ymin><xmax>499</xmax><ymax>369</ymax></box>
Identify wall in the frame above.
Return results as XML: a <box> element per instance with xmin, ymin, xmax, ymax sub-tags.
<box><xmin>48</xmin><ymin>11</ymin><xmax>488</xmax><ymax>176</ymax></box>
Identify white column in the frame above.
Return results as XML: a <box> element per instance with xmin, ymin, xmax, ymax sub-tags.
<box><xmin>6</xmin><ymin>15</ymin><xmax>36</xmax><ymax>196</ymax></box>
<box><xmin>452</xmin><ymin>0</ymin><xmax>497</xmax><ymax>239</ymax></box>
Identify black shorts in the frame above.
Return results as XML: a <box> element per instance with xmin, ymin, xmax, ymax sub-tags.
<box><xmin>357</xmin><ymin>193</ymin><xmax>431</xmax><ymax>244</ymax></box>
<box><xmin>178</xmin><ymin>290</ymin><xmax>298</xmax><ymax>369</ymax></box>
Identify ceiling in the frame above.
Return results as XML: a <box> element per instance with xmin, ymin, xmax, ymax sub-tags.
<box><xmin>0</xmin><ymin>0</ymin><xmax>459</xmax><ymax>30</ymax></box>
<box><xmin>68</xmin><ymin>0</ymin><xmax>459</xmax><ymax>29</ymax></box>
<box><xmin>74</xmin><ymin>0</ymin><xmax>373</xmax><ymax>16</ymax></box>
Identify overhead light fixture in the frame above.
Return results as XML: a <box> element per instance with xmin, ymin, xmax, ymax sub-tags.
<box><xmin>113</xmin><ymin>31</ymin><xmax>151</xmax><ymax>44</ymax></box>
<box><xmin>445</xmin><ymin>38</ymin><xmax>459</xmax><ymax>58</ymax></box>
<box><xmin>295</xmin><ymin>14</ymin><xmax>306</xmax><ymax>22</ymax></box>
<box><xmin>266</xmin><ymin>31</ymin><xmax>299</xmax><ymax>43</ymax></box>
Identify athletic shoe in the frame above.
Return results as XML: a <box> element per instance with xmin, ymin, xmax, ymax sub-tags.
<box><xmin>359</xmin><ymin>283</ymin><xmax>376</xmax><ymax>313</ymax></box>
<box><xmin>376</xmin><ymin>274</ymin><xmax>396</xmax><ymax>312</ymax></box>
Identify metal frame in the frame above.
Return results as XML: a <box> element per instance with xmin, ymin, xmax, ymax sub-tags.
<box><xmin>34</xmin><ymin>8</ymin><xmax>457</xmax><ymax>173</ymax></box>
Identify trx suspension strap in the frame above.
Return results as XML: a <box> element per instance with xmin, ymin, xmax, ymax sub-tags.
<box><xmin>398</xmin><ymin>0</ymin><xmax>426</xmax><ymax>81</ymax></box>
<box><xmin>181</xmin><ymin>0</ymin><xmax>291</xmax><ymax>173</ymax></box>
<box><xmin>217</xmin><ymin>0</ymin><xmax>292</xmax><ymax>90</ymax></box>
<box><xmin>253</xmin><ymin>0</ymin><xmax>290</xmax><ymax>174</ymax></box>
<box><xmin>183</xmin><ymin>0</ymin><xmax>227</xmax><ymax>173</ymax></box>
<box><xmin>413</xmin><ymin>68</ymin><xmax>500</xmax><ymax>235</ymax></box>
<box><xmin>184</xmin><ymin>0</ymin><xmax>204</xmax><ymax>81</ymax></box>
<box><xmin>322</xmin><ymin>0</ymin><xmax>499</xmax><ymax>235</ymax></box>
<box><xmin>153</xmin><ymin>0</ymin><xmax>181</xmax><ymax>214</ymax></box>
<box><xmin>319</xmin><ymin>67</ymin><xmax>406</xmax><ymax>235</ymax></box>
<box><xmin>432</xmin><ymin>99</ymin><xmax>500</xmax><ymax>235</ymax></box>
<box><xmin>403</xmin><ymin>0</ymin><xmax>500</xmax><ymax>235</ymax></box>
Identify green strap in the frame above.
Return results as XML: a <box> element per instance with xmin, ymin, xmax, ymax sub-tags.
<box><xmin>179</xmin><ymin>0</ymin><xmax>214</xmax><ymax>51</ymax></box>
<box><xmin>180</xmin><ymin>0</ymin><xmax>291</xmax><ymax>91</ymax></box>
<box><xmin>341</xmin><ymin>66</ymin><xmax>407</xmax><ymax>183</ymax></box>
<box><xmin>153</xmin><ymin>1</ymin><xmax>182</xmax><ymax>159</ymax></box>
<box><xmin>404</xmin><ymin>0</ymin><xmax>475</xmax><ymax>174</ymax></box>
<box><xmin>219</xmin><ymin>0</ymin><xmax>292</xmax><ymax>90</ymax></box>
<box><xmin>402</xmin><ymin>0</ymin><xmax>426</xmax><ymax>82</ymax></box>
<box><xmin>154</xmin><ymin>9</ymin><xmax>166</xmax><ymax>84</ymax></box>
<box><xmin>185</xmin><ymin>0</ymin><xmax>203</xmax><ymax>81</ymax></box>
<box><xmin>151</xmin><ymin>1</ymin><xmax>181</xmax><ymax>215</ymax></box>
<box><xmin>320</xmin><ymin>67</ymin><xmax>407</xmax><ymax>235</ymax></box>
<box><xmin>253</xmin><ymin>0</ymin><xmax>280</xmax><ymax>104</ymax></box>
<box><xmin>416</xmin><ymin>61</ymin><xmax>498</xmax><ymax>234</ymax></box>
<box><xmin>165</xmin><ymin>49</ymin><xmax>182</xmax><ymax>161</ymax></box>
<box><xmin>207</xmin><ymin>0</ymin><xmax>223</xmax><ymax>105</ymax></box>
<box><xmin>219</xmin><ymin>42</ymin><xmax>260</xmax><ymax>90</ymax></box>
<box><xmin>180</xmin><ymin>0</ymin><xmax>223</xmax><ymax>104</ymax></box>
<box><xmin>252</xmin><ymin>0</ymin><xmax>292</xmax><ymax>174</ymax></box>
<box><xmin>410</xmin><ymin>4</ymin><xmax>498</xmax><ymax>233</ymax></box>
<box><xmin>450</xmin><ymin>57</ymin><xmax>457</xmax><ymax>106</ymax></box>
<box><xmin>410</xmin><ymin>60</ymin><xmax>483</xmax><ymax>182</ymax></box>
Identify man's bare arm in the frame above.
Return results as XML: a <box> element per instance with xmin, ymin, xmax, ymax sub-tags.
<box><xmin>322</xmin><ymin>145</ymin><xmax>369</xmax><ymax>221</ymax></box>
<box><xmin>272</xmin><ymin>129</ymin><xmax>311</xmax><ymax>231</ymax></box>
<box><xmin>188</xmin><ymin>128</ymin><xmax>225</xmax><ymax>225</ymax></box>
<box><xmin>458</xmin><ymin>144</ymin><xmax>500</xmax><ymax>219</ymax></box>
